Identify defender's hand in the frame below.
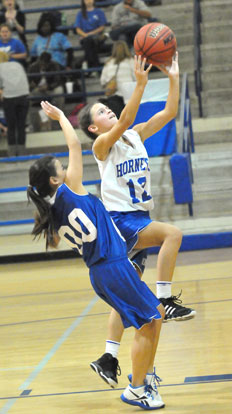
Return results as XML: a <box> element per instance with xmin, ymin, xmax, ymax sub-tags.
<box><xmin>40</xmin><ymin>101</ymin><xmax>64</xmax><ymax>121</ymax></box>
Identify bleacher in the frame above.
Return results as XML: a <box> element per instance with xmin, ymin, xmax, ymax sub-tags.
<box><xmin>0</xmin><ymin>0</ymin><xmax>165</xmax><ymax>147</ymax></box>
<box><xmin>0</xmin><ymin>0</ymin><xmax>232</xmax><ymax>258</ymax></box>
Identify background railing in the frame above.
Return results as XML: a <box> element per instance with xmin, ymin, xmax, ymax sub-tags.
<box><xmin>169</xmin><ymin>72</ymin><xmax>194</xmax><ymax>217</ymax></box>
<box><xmin>178</xmin><ymin>72</ymin><xmax>195</xmax><ymax>156</ymax></box>
<box><xmin>19</xmin><ymin>0</ymin><xmax>156</xmax><ymax>14</ymax></box>
<box><xmin>193</xmin><ymin>0</ymin><xmax>203</xmax><ymax>117</ymax></box>
<box><xmin>27</xmin><ymin>68</ymin><xmax>104</xmax><ymax>104</ymax></box>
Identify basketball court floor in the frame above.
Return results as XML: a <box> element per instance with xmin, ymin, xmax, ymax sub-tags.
<box><xmin>0</xmin><ymin>248</ymin><xmax>231</xmax><ymax>413</ymax></box>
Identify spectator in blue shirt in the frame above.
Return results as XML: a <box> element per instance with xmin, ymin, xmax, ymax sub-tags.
<box><xmin>0</xmin><ymin>0</ymin><xmax>28</xmax><ymax>50</ymax></box>
<box><xmin>30</xmin><ymin>12</ymin><xmax>73</xmax><ymax>69</ymax></box>
<box><xmin>75</xmin><ymin>0</ymin><xmax>107</xmax><ymax>69</ymax></box>
<box><xmin>0</xmin><ymin>23</ymin><xmax>27</xmax><ymax>65</ymax></box>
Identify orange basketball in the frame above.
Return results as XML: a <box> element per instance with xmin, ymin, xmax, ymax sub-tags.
<box><xmin>134</xmin><ymin>22</ymin><xmax>177</xmax><ymax>66</ymax></box>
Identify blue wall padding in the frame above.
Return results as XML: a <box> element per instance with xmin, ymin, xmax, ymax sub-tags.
<box><xmin>169</xmin><ymin>153</ymin><xmax>193</xmax><ymax>204</ymax></box>
<box><xmin>148</xmin><ymin>232</ymin><xmax>232</xmax><ymax>254</ymax></box>
<box><xmin>130</xmin><ymin>102</ymin><xmax>177</xmax><ymax>156</ymax></box>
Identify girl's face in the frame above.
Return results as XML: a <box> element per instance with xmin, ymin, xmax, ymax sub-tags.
<box><xmin>89</xmin><ymin>103</ymin><xmax>117</xmax><ymax>136</ymax></box>
<box><xmin>3</xmin><ymin>0</ymin><xmax>15</xmax><ymax>9</ymax></box>
<box><xmin>84</xmin><ymin>0</ymin><xmax>94</xmax><ymax>9</ymax></box>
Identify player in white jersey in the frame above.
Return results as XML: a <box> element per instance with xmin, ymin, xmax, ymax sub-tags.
<box><xmin>78</xmin><ymin>52</ymin><xmax>196</xmax><ymax>388</ymax></box>
<box><xmin>95</xmin><ymin>128</ymin><xmax>153</xmax><ymax>213</ymax></box>
<box><xmin>27</xmin><ymin>94</ymin><xmax>166</xmax><ymax>410</ymax></box>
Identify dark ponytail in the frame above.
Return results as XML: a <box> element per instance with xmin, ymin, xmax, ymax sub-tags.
<box><xmin>27</xmin><ymin>156</ymin><xmax>57</xmax><ymax>250</ymax></box>
<box><xmin>81</xmin><ymin>0</ymin><xmax>93</xmax><ymax>19</ymax></box>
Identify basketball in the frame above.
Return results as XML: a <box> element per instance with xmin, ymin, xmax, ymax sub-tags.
<box><xmin>134</xmin><ymin>22</ymin><xmax>177</xmax><ymax>66</ymax></box>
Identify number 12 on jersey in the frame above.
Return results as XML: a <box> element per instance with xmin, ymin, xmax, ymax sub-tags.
<box><xmin>127</xmin><ymin>177</ymin><xmax>152</xmax><ymax>204</ymax></box>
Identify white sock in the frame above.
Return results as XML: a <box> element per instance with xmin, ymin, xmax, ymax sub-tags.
<box><xmin>156</xmin><ymin>281</ymin><xmax>172</xmax><ymax>299</ymax></box>
<box><xmin>105</xmin><ymin>340</ymin><xmax>120</xmax><ymax>358</ymax></box>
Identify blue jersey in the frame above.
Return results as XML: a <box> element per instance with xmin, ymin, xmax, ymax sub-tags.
<box><xmin>0</xmin><ymin>38</ymin><xmax>26</xmax><ymax>62</ymax></box>
<box><xmin>52</xmin><ymin>184</ymin><xmax>127</xmax><ymax>267</ymax></box>
<box><xmin>75</xmin><ymin>9</ymin><xmax>107</xmax><ymax>33</ymax></box>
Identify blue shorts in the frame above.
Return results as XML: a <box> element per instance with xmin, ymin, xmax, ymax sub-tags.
<box><xmin>110</xmin><ymin>210</ymin><xmax>152</xmax><ymax>252</ymax></box>
<box><xmin>89</xmin><ymin>256</ymin><xmax>161</xmax><ymax>329</ymax></box>
<box><xmin>129</xmin><ymin>249</ymin><xmax>148</xmax><ymax>275</ymax></box>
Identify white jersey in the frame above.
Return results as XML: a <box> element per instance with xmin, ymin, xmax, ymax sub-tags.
<box><xmin>94</xmin><ymin>129</ymin><xmax>154</xmax><ymax>212</ymax></box>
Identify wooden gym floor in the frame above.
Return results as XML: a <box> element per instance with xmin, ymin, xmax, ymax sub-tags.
<box><xmin>0</xmin><ymin>248</ymin><xmax>232</xmax><ymax>414</ymax></box>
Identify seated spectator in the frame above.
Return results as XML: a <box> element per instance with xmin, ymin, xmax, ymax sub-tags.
<box><xmin>28</xmin><ymin>51</ymin><xmax>65</xmax><ymax>130</ymax></box>
<box><xmin>99</xmin><ymin>40</ymin><xmax>135</xmax><ymax>117</ymax></box>
<box><xmin>0</xmin><ymin>119</ymin><xmax>7</xmax><ymax>135</ymax></box>
<box><xmin>0</xmin><ymin>103</ymin><xmax>7</xmax><ymax>136</ymax></box>
<box><xmin>74</xmin><ymin>0</ymin><xmax>107</xmax><ymax>70</ymax></box>
<box><xmin>0</xmin><ymin>98</ymin><xmax>7</xmax><ymax>136</ymax></box>
<box><xmin>0</xmin><ymin>0</ymin><xmax>28</xmax><ymax>49</ymax></box>
<box><xmin>110</xmin><ymin>0</ymin><xmax>151</xmax><ymax>48</ymax></box>
<box><xmin>30</xmin><ymin>12</ymin><xmax>73</xmax><ymax>70</ymax></box>
<box><xmin>0</xmin><ymin>22</ymin><xmax>27</xmax><ymax>65</ymax></box>
<box><xmin>0</xmin><ymin>50</ymin><xmax>29</xmax><ymax>156</ymax></box>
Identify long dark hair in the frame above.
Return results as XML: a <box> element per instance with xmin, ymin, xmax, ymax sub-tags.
<box><xmin>81</xmin><ymin>0</ymin><xmax>95</xmax><ymax>19</ymax></box>
<box><xmin>27</xmin><ymin>156</ymin><xmax>57</xmax><ymax>249</ymax></box>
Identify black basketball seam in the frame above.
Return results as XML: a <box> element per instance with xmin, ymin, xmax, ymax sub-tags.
<box><xmin>146</xmin><ymin>44</ymin><xmax>176</xmax><ymax>59</ymax></box>
<box><xmin>134</xmin><ymin>24</ymin><xmax>176</xmax><ymax>63</ymax></box>
<box><xmin>143</xmin><ymin>27</ymin><xmax>172</xmax><ymax>56</ymax></box>
<box><xmin>135</xmin><ymin>23</ymin><xmax>165</xmax><ymax>54</ymax></box>
<box><xmin>135</xmin><ymin>36</ymin><xmax>144</xmax><ymax>54</ymax></box>
<box><xmin>141</xmin><ymin>23</ymin><xmax>154</xmax><ymax>50</ymax></box>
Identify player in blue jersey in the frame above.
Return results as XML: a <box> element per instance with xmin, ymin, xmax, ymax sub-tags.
<box><xmin>78</xmin><ymin>51</ymin><xmax>196</xmax><ymax>388</ymax></box>
<box><xmin>27</xmin><ymin>59</ymin><xmax>166</xmax><ymax>410</ymax></box>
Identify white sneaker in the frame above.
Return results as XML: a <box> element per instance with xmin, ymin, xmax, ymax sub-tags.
<box><xmin>121</xmin><ymin>384</ymin><xmax>165</xmax><ymax>410</ymax></box>
<box><xmin>128</xmin><ymin>368</ymin><xmax>163</xmax><ymax>403</ymax></box>
<box><xmin>147</xmin><ymin>368</ymin><xmax>163</xmax><ymax>402</ymax></box>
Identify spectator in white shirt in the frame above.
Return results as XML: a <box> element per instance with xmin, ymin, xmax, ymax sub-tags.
<box><xmin>99</xmin><ymin>40</ymin><xmax>136</xmax><ymax>117</ymax></box>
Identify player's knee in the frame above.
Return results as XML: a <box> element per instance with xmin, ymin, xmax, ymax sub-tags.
<box><xmin>169</xmin><ymin>226</ymin><xmax>183</xmax><ymax>247</ymax></box>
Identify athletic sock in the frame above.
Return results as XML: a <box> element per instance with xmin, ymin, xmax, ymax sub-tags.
<box><xmin>156</xmin><ymin>281</ymin><xmax>172</xmax><ymax>299</ymax></box>
<box><xmin>105</xmin><ymin>340</ymin><xmax>120</xmax><ymax>358</ymax></box>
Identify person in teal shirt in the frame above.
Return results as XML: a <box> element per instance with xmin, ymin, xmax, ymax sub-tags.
<box><xmin>30</xmin><ymin>13</ymin><xmax>73</xmax><ymax>69</ymax></box>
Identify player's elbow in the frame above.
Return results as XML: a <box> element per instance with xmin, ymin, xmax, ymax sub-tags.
<box><xmin>167</xmin><ymin>105</ymin><xmax>178</xmax><ymax>121</ymax></box>
<box><xmin>170</xmin><ymin>109</ymin><xmax>178</xmax><ymax>121</ymax></box>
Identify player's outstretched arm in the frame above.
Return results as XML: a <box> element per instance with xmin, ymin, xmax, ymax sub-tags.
<box><xmin>133</xmin><ymin>52</ymin><xmax>179</xmax><ymax>142</ymax></box>
<box><xmin>40</xmin><ymin>101</ymin><xmax>86</xmax><ymax>194</ymax></box>
<box><xmin>93</xmin><ymin>56</ymin><xmax>152</xmax><ymax>160</ymax></box>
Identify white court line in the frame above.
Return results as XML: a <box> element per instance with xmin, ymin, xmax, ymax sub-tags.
<box><xmin>0</xmin><ymin>295</ymin><xmax>99</xmax><ymax>414</ymax></box>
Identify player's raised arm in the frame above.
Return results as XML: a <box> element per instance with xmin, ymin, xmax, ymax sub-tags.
<box><xmin>133</xmin><ymin>52</ymin><xmax>179</xmax><ymax>142</ymax></box>
<box><xmin>40</xmin><ymin>101</ymin><xmax>86</xmax><ymax>194</ymax></box>
<box><xmin>92</xmin><ymin>56</ymin><xmax>152</xmax><ymax>160</ymax></box>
